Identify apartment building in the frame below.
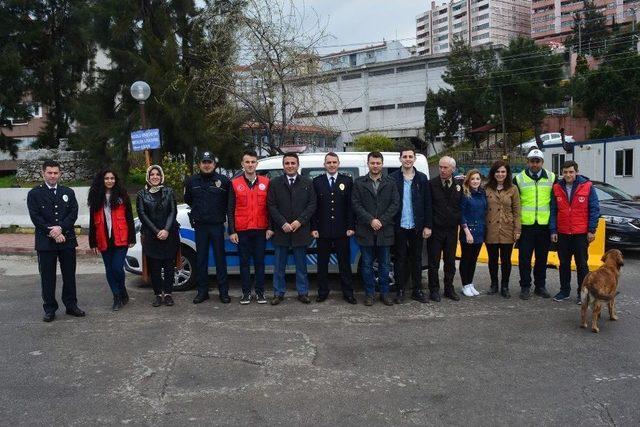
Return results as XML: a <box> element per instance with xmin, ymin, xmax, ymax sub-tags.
<box><xmin>532</xmin><ymin>0</ymin><xmax>640</xmax><ymax>45</ymax></box>
<box><xmin>416</xmin><ymin>0</ymin><xmax>532</xmax><ymax>55</ymax></box>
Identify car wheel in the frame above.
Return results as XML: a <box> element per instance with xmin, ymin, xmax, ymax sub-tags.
<box><xmin>173</xmin><ymin>246</ymin><xmax>196</xmax><ymax>292</ymax></box>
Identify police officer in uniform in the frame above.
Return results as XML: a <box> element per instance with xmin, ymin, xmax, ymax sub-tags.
<box><xmin>311</xmin><ymin>152</ymin><xmax>357</xmax><ymax>304</ymax></box>
<box><xmin>184</xmin><ymin>152</ymin><xmax>231</xmax><ymax>304</ymax></box>
<box><xmin>27</xmin><ymin>160</ymin><xmax>85</xmax><ymax>322</ymax></box>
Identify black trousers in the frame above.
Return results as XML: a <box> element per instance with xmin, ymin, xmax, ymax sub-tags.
<box><xmin>148</xmin><ymin>257</ymin><xmax>175</xmax><ymax>295</ymax></box>
<box><xmin>394</xmin><ymin>228</ymin><xmax>424</xmax><ymax>294</ymax></box>
<box><xmin>195</xmin><ymin>224</ymin><xmax>228</xmax><ymax>296</ymax></box>
<box><xmin>518</xmin><ymin>224</ymin><xmax>550</xmax><ymax>290</ymax></box>
<box><xmin>459</xmin><ymin>242</ymin><xmax>483</xmax><ymax>286</ymax></box>
<box><xmin>427</xmin><ymin>228</ymin><xmax>457</xmax><ymax>292</ymax></box>
<box><xmin>557</xmin><ymin>233</ymin><xmax>589</xmax><ymax>294</ymax></box>
<box><xmin>486</xmin><ymin>243</ymin><xmax>514</xmax><ymax>288</ymax></box>
<box><xmin>317</xmin><ymin>236</ymin><xmax>353</xmax><ymax>297</ymax></box>
<box><xmin>37</xmin><ymin>248</ymin><xmax>78</xmax><ymax>314</ymax></box>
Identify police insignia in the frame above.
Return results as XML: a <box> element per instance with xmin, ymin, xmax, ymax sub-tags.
<box><xmin>215</xmin><ymin>180</ymin><xmax>221</xmax><ymax>188</ymax></box>
<box><xmin>456</xmin><ymin>184</ymin><xmax>461</xmax><ymax>192</ymax></box>
<box><xmin>62</xmin><ymin>194</ymin><xmax>69</xmax><ymax>202</ymax></box>
<box><xmin>339</xmin><ymin>183</ymin><xmax>345</xmax><ymax>191</ymax></box>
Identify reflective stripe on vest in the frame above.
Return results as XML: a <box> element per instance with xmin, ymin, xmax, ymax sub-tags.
<box><xmin>516</xmin><ymin>170</ymin><xmax>555</xmax><ymax>225</ymax></box>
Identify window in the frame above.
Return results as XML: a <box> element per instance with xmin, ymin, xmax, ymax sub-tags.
<box><xmin>615</xmin><ymin>149</ymin><xmax>634</xmax><ymax>176</ymax></box>
<box><xmin>257</xmin><ymin>169</ymin><xmax>283</xmax><ymax>179</ymax></box>
<box><xmin>343</xmin><ymin>107</ymin><xmax>363</xmax><ymax>113</ymax></box>
<box><xmin>369</xmin><ymin>104</ymin><xmax>396</xmax><ymax>111</ymax></box>
<box><xmin>370</xmin><ymin>68</ymin><xmax>395</xmax><ymax>76</ymax></box>
<box><xmin>397</xmin><ymin>64</ymin><xmax>426</xmax><ymax>73</ymax></box>
<box><xmin>302</xmin><ymin>167</ymin><xmax>359</xmax><ymax>179</ymax></box>
<box><xmin>317</xmin><ymin>110</ymin><xmax>338</xmax><ymax>116</ymax></box>
<box><xmin>293</xmin><ymin>111</ymin><xmax>314</xmax><ymax>118</ymax></box>
<box><xmin>552</xmin><ymin>153</ymin><xmax>566</xmax><ymax>177</ymax></box>
<box><xmin>316</xmin><ymin>76</ymin><xmax>337</xmax><ymax>84</ymax></box>
<box><xmin>397</xmin><ymin>101</ymin><xmax>426</xmax><ymax>109</ymax></box>
<box><xmin>342</xmin><ymin>73</ymin><xmax>361</xmax><ymax>81</ymax></box>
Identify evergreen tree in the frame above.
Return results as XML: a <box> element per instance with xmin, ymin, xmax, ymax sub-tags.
<box><xmin>565</xmin><ymin>0</ymin><xmax>609</xmax><ymax>57</ymax></box>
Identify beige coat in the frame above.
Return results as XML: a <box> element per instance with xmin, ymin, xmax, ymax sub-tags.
<box><xmin>485</xmin><ymin>185</ymin><xmax>521</xmax><ymax>244</ymax></box>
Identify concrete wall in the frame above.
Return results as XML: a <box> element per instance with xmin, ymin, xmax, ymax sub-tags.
<box><xmin>0</xmin><ymin>187</ymin><xmax>90</xmax><ymax>228</ymax></box>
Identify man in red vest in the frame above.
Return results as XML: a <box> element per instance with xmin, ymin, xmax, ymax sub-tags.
<box><xmin>228</xmin><ymin>150</ymin><xmax>274</xmax><ymax>304</ymax></box>
<box><xmin>550</xmin><ymin>160</ymin><xmax>599</xmax><ymax>304</ymax></box>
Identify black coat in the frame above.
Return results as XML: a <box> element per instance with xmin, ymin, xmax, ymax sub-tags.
<box><xmin>390</xmin><ymin>168</ymin><xmax>433</xmax><ymax>230</ymax></box>
<box><xmin>27</xmin><ymin>184</ymin><xmax>79</xmax><ymax>251</ymax></box>
<box><xmin>184</xmin><ymin>172</ymin><xmax>230</xmax><ymax>226</ymax></box>
<box><xmin>311</xmin><ymin>173</ymin><xmax>355</xmax><ymax>239</ymax></box>
<box><xmin>267</xmin><ymin>174</ymin><xmax>316</xmax><ymax>247</ymax></box>
<box><xmin>136</xmin><ymin>187</ymin><xmax>180</xmax><ymax>259</ymax></box>
<box><xmin>429</xmin><ymin>176</ymin><xmax>463</xmax><ymax>230</ymax></box>
<box><xmin>352</xmin><ymin>175</ymin><xmax>399</xmax><ymax>247</ymax></box>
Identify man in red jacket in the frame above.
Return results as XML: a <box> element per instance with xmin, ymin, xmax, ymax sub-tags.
<box><xmin>550</xmin><ymin>160</ymin><xmax>600</xmax><ymax>304</ymax></box>
<box><xmin>228</xmin><ymin>150</ymin><xmax>274</xmax><ymax>304</ymax></box>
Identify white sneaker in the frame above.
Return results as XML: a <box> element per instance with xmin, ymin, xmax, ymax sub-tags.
<box><xmin>462</xmin><ymin>285</ymin><xmax>474</xmax><ymax>297</ymax></box>
<box><xmin>470</xmin><ymin>284</ymin><xmax>480</xmax><ymax>296</ymax></box>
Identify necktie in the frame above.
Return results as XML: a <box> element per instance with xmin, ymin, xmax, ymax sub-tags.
<box><xmin>49</xmin><ymin>187</ymin><xmax>56</xmax><ymax>196</ymax></box>
<box><xmin>289</xmin><ymin>177</ymin><xmax>295</xmax><ymax>187</ymax></box>
<box><xmin>330</xmin><ymin>176</ymin><xmax>335</xmax><ymax>189</ymax></box>
<box><xmin>443</xmin><ymin>180</ymin><xmax>450</xmax><ymax>189</ymax></box>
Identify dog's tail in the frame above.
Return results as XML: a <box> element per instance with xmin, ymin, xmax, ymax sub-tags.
<box><xmin>580</xmin><ymin>286</ymin><xmax>590</xmax><ymax>306</ymax></box>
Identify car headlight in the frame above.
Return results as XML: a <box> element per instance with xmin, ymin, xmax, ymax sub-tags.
<box><xmin>602</xmin><ymin>215</ymin><xmax>640</xmax><ymax>229</ymax></box>
<box><xmin>134</xmin><ymin>218</ymin><xmax>141</xmax><ymax>233</ymax></box>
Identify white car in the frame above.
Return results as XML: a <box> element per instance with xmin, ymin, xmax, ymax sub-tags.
<box><xmin>518</xmin><ymin>132</ymin><xmax>575</xmax><ymax>154</ymax></box>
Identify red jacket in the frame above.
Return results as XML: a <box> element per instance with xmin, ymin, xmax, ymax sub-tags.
<box><xmin>232</xmin><ymin>175</ymin><xmax>270</xmax><ymax>232</ymax></box>
<box><xmin>552</xmin><ymin>180</ymin><xmax>592</xmax><ymax>234</ymax></box>
<box><xmin>91</xmin><ymin>203</ymin><xmax>131</xmax><ymax>251</ymax></box>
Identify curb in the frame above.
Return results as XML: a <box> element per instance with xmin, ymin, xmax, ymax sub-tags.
<box><xmin>0</xmin><ymin>247</ymin><xmax>95</xmax><ymax>257</ymax></box>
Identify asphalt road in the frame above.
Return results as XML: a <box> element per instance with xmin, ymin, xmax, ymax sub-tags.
<box><xmin>1</xmin><ymin>253</ymin><xmax>639</xmax><ymax>426</ymax></box>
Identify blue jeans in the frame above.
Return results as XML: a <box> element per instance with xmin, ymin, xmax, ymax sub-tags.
<box><xmin>101</xmin><ymin>246</ymin><xmax>128</xmax><ymax>296</ymax></box>
<box><xmin>273</xmin><ymin>244</ymin><xmax>309</xmax><ymax>296</ymax></box>
<box><xmin>237</xmin><ymin>230</ymin><xmax>266</xmax><ymax>295</ymax></box>
<box><xmin>360</xmin><ymin>245</ymin><xmax>391</xmax><ymax>296</ymax></box>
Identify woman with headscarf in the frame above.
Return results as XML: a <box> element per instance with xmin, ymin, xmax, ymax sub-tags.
<box><xmin>136</xmin><ymin>165</ymin><xmax>180</xmax><ymax>307</ymax></box>
<box><xmin>88</xmin><ymin>168</ymin><xmax>136</xmax><ymax>311</ymax></box>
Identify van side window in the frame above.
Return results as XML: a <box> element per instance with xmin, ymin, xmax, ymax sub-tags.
<box><xmin>257</xmin><ymin>169</ymin><xmax>283</xmax><ymax>179</ymax></box>
<box><xmin>383</xmin><ymin>167</ymin><xmax>399</xmax><ymax>176</ymax></box>
<box><xmin>301</xmin><ymin>168</ymin><xmax>359</xmax><ymax>179</ymax></box>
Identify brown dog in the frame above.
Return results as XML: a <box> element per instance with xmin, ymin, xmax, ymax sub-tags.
<box><xmin>580</xmin><ymin>249</ymin><xmax>624</xmax><ymax>333</ymax></box>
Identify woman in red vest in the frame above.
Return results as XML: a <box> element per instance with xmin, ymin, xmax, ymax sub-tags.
<box><xmin>88</xmin><ymin>169</ymin><xmax>136</xmax><ymax>311</ymax></box>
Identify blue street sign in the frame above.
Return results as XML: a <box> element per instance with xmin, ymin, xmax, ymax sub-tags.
<box><xmin>131</xmin><ymin>128</ymin><xmax>160</xmax><ymax>151</ymax></box>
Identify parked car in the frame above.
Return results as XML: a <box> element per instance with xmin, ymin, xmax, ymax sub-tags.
<box><xmin>592</xmin><ymin>181</ymin><xmax>640</xmax><ymax>249</ymax></box>
<box><xmin>518</xmin><ymin>133</ymin><xmax>575</xmax><ymax>154</ymax></box>
<box><xmin>125</xmin><ymin>152</ymin><xmax>431</xmax><ymax>290</ymax></box>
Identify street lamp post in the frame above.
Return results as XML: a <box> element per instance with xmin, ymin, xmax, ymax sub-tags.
<box><xmin>130</xmin><ymin>81</ymin><xmax>152</xmax><ymax>167</ymax></box>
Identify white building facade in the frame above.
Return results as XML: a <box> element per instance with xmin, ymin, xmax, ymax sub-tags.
<box><xmin>416</xmin><ymin>0</ymin><xmax>532</xmax><ymax>56</ymax></box>
<box><xmin>286</xmin><ymin>53</ymin><xmax>451</xmax><ymax>151</ymax></box>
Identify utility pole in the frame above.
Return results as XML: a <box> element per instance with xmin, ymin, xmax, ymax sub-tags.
<box><xmin>499</xmin><ymin>85</ymin><xmax>507</xmax><ymax>154</ymax></box>
<box><xmin>578</xmin><ymin>14</ymin><xmax>582</xmax><ymax>55</ymax></box>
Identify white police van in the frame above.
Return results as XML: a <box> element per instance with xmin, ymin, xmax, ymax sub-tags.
<box><xmin>125</xmin><ymin>151</ymin><xmax>430</xmax><ymax>290</ymax></box>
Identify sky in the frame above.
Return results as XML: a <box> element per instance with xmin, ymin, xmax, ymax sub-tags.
<box><xmin>295</xmin><ymin>0</ymin><xmax>429</xmax><ymax>54</ymax></box>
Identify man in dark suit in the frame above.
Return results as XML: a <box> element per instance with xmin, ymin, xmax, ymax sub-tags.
<box><xmin>267</xmin><ymin>153</ymin><xmax>317</xmax><ymax>305</ymax></box>
<box><xmin>27</xmin><ymin>160</ymin><xmax>85</xmax><ymax>322</ymax></box>
<box><xmin>311</xmin><ymin>152</ymin><xmax>356</xmax><ymax>304</ymax></box>
<box><xmin>352</xmin><ymin>151</ymin><xmax>400</xmax><ymax>307</ymax></box>
<box><xmin>390</xmin><ymin>147</ymin><xmax>432</xmax><ymax>304</ymax></box>
<box><xmin>427</xmin><ymin>156</ymin><xmax>463</xmax><ymax>302</ymax></box>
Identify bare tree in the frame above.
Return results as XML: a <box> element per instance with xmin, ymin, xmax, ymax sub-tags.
<box><xmin>196</xmin><ymin>0</ymin><xmax>335</xmax><ymax>155</ymax></box>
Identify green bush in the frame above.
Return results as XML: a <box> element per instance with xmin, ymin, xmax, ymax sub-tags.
<box><xmin>127</xmin><ymin>166</ymin><xmax>147</xmax><ymax>186</ymax></box>
<box><xmin>589</xmin><ymin>125</ymin><xmax>617</xmax><ymax>140</ymax></box>
<box><xmin>353</xmin><ymin>133</ymin><xmax>395</xmax><ymax>152</ymax></box>
<box><xmin>161</xmin><ymin>154</ymin><xmax>189</xmax><ymax>202</ymax></box>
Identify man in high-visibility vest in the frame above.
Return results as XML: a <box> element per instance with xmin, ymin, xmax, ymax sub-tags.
<box><xmin>513</xmin><ymin>149</ymin><xmax>556</xmax><ymax>300</ymax></box>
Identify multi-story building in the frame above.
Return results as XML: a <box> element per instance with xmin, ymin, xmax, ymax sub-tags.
<box><xmin>416</xmin><ymin>0</ymin><xmax>532</xmax><ymax>55</ymax></box>
<box><xmin>285</xmin><ymin>52</ymin><xmax>451</xmax><ymax>152</ymax></box>
<box><xmin>318</xmin><ymin>41</ymin><xmax>413</xmax><ymax>71</ymax></box>
<box><xmin>532</xmin><ymin>0</ymin><xmax>640</xmax><ymax>45</ymax></box>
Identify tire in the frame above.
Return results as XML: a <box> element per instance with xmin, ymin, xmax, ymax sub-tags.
<box><xmin>172</xmin><ymin>246</ymin><xmax>196</xmax><ymax>292</ymax></box>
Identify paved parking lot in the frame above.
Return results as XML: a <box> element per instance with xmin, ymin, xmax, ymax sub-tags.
<box><xmin>1</xmin><ymin>253</ymin><xmax>639</xmax><ymax>426</ymax></box>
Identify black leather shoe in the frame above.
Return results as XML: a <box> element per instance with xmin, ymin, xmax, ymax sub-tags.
<box><xmin>164</xmin><ymin>295</ymin><xmax>174</xmax><ymax>306</ymax></box>
<box><xmin>520</xmin><ymin>287</ymin><xmax>531</xmax><ymax>300</ymax></box>
<box><xmin>297</xmin><ymin>294</ymin><xmax>311</xmax><ymax>304</ymax></box>
<box><xmin>193</xmin><ymin>293</ymin><xmax>210</xmax><ymax>304</ymax></box>
<box><xmin>65</xmin><ymin>306</ymin><xmax>86</xmax><ymax>317</ymax></box>
<box><xmin>534</xmin><ymin>287</ymin><xmax>551</xmax><ymax>298</ymax></box>
<box><xmin>43</xmin><ymin>313</ymin><xmax>55</xmax><ymax>322</ymax></box>
<box><xmin>316</xmin><ymin>294</ymin><xmax>328</xmax><ymax>303</ymax></box>
<box><xmin>112</xmin><ymin>295</ymin><xmax>123</xmax><ymax>311</ymax></box>
<box><xmin>121</xmin><ymin>287</ymin><xmax>129</xmax><ymax>305</ymax></box>
<box><xmin>394</xmin><ymin>292</ymin><xmax>405</xmax><ymax>304</ymax></box>
<box><xmin>381</xmin><ymin>294</ymin><xmax>394</xmax><ymax>306</ymax></box>
<box><xmin>271</xmin><ymin>295</ymin><xmax>284</xmax><ymax>305</ymax></box>
<box><xmin>219</xmin><ymin>294</ymin><xmax>231</xmax><ymax>304</ymax></box>
<box><xmin>411</xmin><ymin>291</ymin><xmax>429</xmax><ymax>303</ymax></box>
<box><xmin>429</xmin><ymin>290</ymin><xmax>441</xmax><ymax>302</ymax></box>
<box><xmin>501</xmin><ymin>287</ymin><xmax>511</xmax><ymax>298</ymax></box>
<box><xmin>487</xmin><ymin>284</ymin><xmax>499</xmax><ymax>295</ymax></box>
<box><xmin>444</xmin><ymin>289</ymin><xmax>460</xmax><ymax>301</ymax></box>
<box><xmin>343</xmin><ymin>295</ymin><xmax>357</xmax><ymax>305</ymax></box>
<box><xmin>152</xmin><ymin>295</ymin><xmax>163</xmax><ymax>307</ymax></box>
